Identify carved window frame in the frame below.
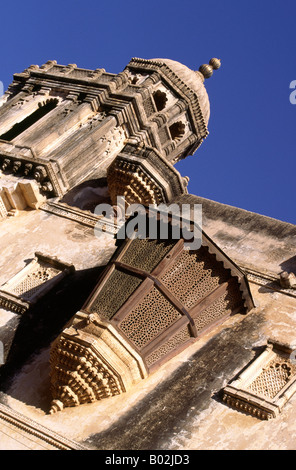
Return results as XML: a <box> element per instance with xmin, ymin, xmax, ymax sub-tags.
<box><xmin>83</xmin><ymin>213</ymin><xmax>254</xmax><ymax>372</ymax></box>
<box><xmin>153</xmin><ymin>90</ymin><xmax>168</xmax><ymax>112</ymax></box>
<box><xmin>0</xmin><ymin>252</ymin><xmax>75</xmax><ymax>314</ymax></box>
<box><xmin>222</xmin><ymin>340</ymin><xmax>296</xmax><ymax>420</ymax></box>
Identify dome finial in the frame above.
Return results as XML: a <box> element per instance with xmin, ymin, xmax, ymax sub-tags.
<box><xmin>197</xmin><ymin>58</ymin><xmax>221</xmax><ymax>81</ymax></box>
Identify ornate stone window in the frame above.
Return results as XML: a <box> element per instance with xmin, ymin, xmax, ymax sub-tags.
<box><xmin>143</xmin><ymin>85</ymin><xmax>177</xmax><ymax>118</ymax></box>
<box><xmin>0</xmin><ymin>98</ymin><xmax>58</xmax><ymax>141</ymax></box>
<box><xmin>153</xmin><ymin>90</ymin><xmax>168</xmax><ymax>112</ymax></box>
<box><xmin>49</xmin><ymin>212</ymin><xmax>254</xmax><ymax>412</ymax></box>
<box><xmin>169</xmin><ymin>121</ymin><xmax>186</xmax><ymax>142</ymax></box>
<box><xmin>0</xmin><ymin>252</ymin><xmax>75</xmax><ymax>314</ymax></box>
<box><xmin>222</xmin><ymin>340</ymin><xmax>296</xmax><ymax>420</ymax></box>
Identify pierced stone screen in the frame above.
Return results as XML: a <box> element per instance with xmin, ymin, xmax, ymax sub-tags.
<box><xmin>119</xmin><ymin>287</ymin><xmax>182</xmax><ymax>349</ymax></box>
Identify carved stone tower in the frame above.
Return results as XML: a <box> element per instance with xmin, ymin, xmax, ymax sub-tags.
<box><xmin>0</xmin><ymin>57</ymin><xmax>220</xmax><ymax>214</ymax></box>
<box><xmin>0</xmin><ymin>56</ymin><xmax>252</xmax><ymax>417</ymax></box>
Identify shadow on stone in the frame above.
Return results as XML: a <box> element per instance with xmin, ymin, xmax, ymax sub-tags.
<box><xmin>60</xmin><ymin>177</ymin><xmax>111</xmax><ymax>213</ymax></box>
<box><xmin>0</xmin><ymin>265</ymin><xmax>106</xmax><ymax>397</ymax></box>
<box><xmin>84</xmin><ymin>311</ymin><xmax>265</xmax><ymax>450</ymax></box>
<box><xmin>280</xmin><ymin>255</ymin><xmax>296</xmax><ymax>275</ymax></box>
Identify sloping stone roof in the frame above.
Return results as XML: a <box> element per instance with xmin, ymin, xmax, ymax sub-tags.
<box><xmin>173</xmin><ymin>194</ymin><xmax>296</xmax><ymax>275</ymax></box>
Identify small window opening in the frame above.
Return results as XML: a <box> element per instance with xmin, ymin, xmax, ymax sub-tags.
<box><xmin>169</xmin><ymin>121</ymin><xmax>186</xmax><ymax>142</ymax></box>
<box><xmin>77</xmin><ymin>92</ymin><xmax>87</xmax><ymax>103</ymax></box>
<box><xmin>0</xmin><ymin>98</ymin><xmax>58</xmax><ymax>142</ymax></box>
<box><xmin>153</xmin><ymin>90</ymin><xmax>168</xmax><ymax>112</ymax></box>
<box><xmin>32</xmin><ymin>84</ymin><xmax>42</xmax><ymax>93</ymax></box>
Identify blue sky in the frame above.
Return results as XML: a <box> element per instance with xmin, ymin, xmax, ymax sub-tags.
<box><xmin>0</xmin><ymin>0</ymin><xmax>295</xmax><ymax>223</ymax></box>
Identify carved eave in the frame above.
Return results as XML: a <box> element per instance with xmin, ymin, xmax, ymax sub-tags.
<box><xmin>12</xmin><ymin>62</ymin><xmax>115</xmax><ymax>92</ymax></box>
<box><xmin>201</xmin><ymin>231</ymin><xmax>255</xmax><ymax>311</ymax></box>
<box><xmin>0</xmin><ymin>143</ymin><xmax>67</xmax><ymax>198</ymax></box>
<box><xmin>107</xmin><ymin>143</ymin><xmax>188</xmax><ymax>206</ymax></box>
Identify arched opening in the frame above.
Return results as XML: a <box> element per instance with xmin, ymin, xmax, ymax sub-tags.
<box><xmin>153</xmin><ymin>90</ymin><xmax>168</xmax><ymax>112</ymax></box>
<box><xmin>169</xmin><ymin>121</ymin><xmax>185</xmax><ymax>142</ymax></box>
<box><xmin>0</xmin><ymin>98</ymin><xmax>58</xmax><ymax>142</ymax></box>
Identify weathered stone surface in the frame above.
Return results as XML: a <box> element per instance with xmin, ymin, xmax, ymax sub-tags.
<box><xmin>0</xmin><ymin>57</ymin><xmax>295</xmax><ymax>451</ymax></box>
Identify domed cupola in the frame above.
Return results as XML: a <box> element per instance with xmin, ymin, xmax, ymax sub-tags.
<box><xmin>124</xmin><ymin>57</ymin><xmax>221</xmax><ymax>163</ymax></box>
<box><xmin>150</xmin><ymin>58</ymin><xmax>221</xmax><ymax>126</ymax></box>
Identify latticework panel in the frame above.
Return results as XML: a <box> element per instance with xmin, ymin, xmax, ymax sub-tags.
<box><xmin>50</xmin><ymin>336</ymin><xmax>124</xmax><ymax>410</ymax></box>
<box><xmin>119</xmin><ymin>287</ymin><xmax>182</xmax><ymax>349</ymax></box>
<box><xmin>160</xmin><ymin>246</ymin><xmax>230</xmax><ymax>310</ymax></box>
<box><xmin>11</xmin><ymin>265</ymin><xmax>60</xmax><ymax>300</ymax></box>
<box><xmin>194</xmin><ymin>282</ymin><xmax>242</xmax><ymax>333</ymax></box>
<box><xmin>120</xmin><ymin>238</ymin><xmax>176</xmax><ymax>273</ymax></box>
<box><xmin>247</xmin><ymin>358</ymin><xmax>296</xmax><ymax>399</ymax></box>
<box><xmin>0</xmin><ymin>195</ymin><xmax>8</xmax><ymax>218</ymax></box>
<box><xmin>89</xmin><ymin>269</ymin><xmax>142</xmax><ymax>320</ymax></box>
<box><xmin>145</xmin><ymin>325</ymin><xmax>191</xmax><ymax>367</ymax></box>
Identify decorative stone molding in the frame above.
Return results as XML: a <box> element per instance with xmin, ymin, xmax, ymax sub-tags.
<box><xmin>3</xmin><ymin>56</ymin><xmax>217</xmax><ymax>186</ymax></box>
<box><xmin>107</xmin><ymin>144</ymin><xmax>188</xmax><ymax>206</ymax></box>
<box><xmin>222</xmin><ymin>340</ymin><xmax>296</xmax><ymax>420</ymax></box>
<box><xmin>49</xmin><ymin>312</ymin><xmax>148</xmax><ymax>413</ymax></box>
<box><xmin>40</xmin><ymin>200</ymin><xmax>119</xmax><ymax>235</ymax></box>
<box><xmin>0</xmin><ymin>147</ymin><xmax>66</xmax><ymax>198</ymax></box>
<box><xmin>78</xmin><ymin>110</ymin><xmax>107</xmax><ymax>130</ymax></box>
<box><xmin>126</xmin><ymin>71</ymin><xmax>149</xmax><ymax>86</ymax></box>
<box><xmin>0</xmin><ymin>253</ymin><xmax>75</xmax><ymax>314</ymax></box>
<box><xmin>238</xmin><ymin>263</ymin><xmax>296</xmax><ymax>299</ymax></box>
<box><xmin>0</xmin><ymin>403</ymin><xmax>87</xmax><ymax>450</ymax></box>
